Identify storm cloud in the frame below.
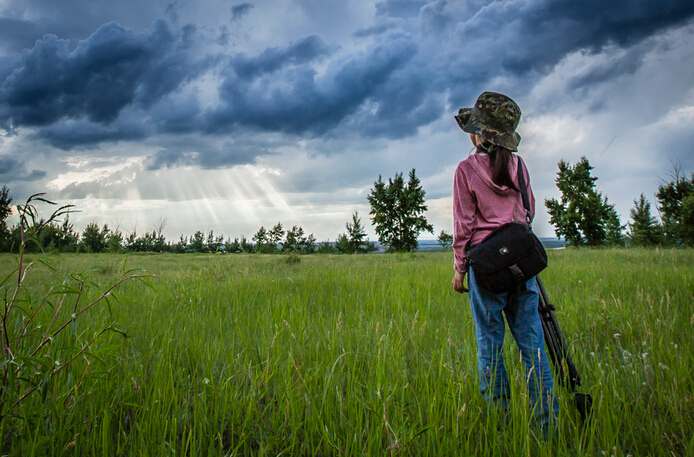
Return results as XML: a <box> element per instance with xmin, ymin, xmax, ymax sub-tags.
<box><xmin>1</xmin><ymin>0</ymin><xmax>693</xmax><ymax>240</ymax></box>
<box><xmin>0</xmin><ymin>20</ymin><xmax>209</xmax><ymax>129</ymax></box>
<box><xmin>1</xmin><ymin>0</ymin><xmax>693</xmax><ymax>151</ymax></box>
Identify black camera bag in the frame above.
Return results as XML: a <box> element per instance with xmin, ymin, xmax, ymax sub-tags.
<box><xmin>466</xmin><ymin>158</ymin><xmax>547</xmax><ymax>294</ymax></box>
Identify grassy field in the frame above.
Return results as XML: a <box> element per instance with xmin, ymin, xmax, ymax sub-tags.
<box><xmin>0</xmin><ymin>249</ymin><xmax>692</xmax><ymax>456</ymax></box>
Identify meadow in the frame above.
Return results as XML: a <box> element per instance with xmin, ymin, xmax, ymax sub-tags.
<box><xmin>0</xmin><ymin>248</ymin><xmax>692</xmax><ymax>456</ymax></box>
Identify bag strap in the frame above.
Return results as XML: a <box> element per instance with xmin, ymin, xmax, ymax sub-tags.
<box><xmin>516</xmin><ymin>156</ymin><xmax>532</xmax><ymax>226</ymax></box>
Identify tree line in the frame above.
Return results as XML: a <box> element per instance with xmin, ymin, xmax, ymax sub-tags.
<box><xmin>0</xmin><ymin>169</ymin><xmax>448</xmax><ymax>255</ymax></box>
<box><xmin>2</xmin><ymin>160</ymin><xmax>690</xmax><ymax>255</ymax></box>
<box><xmin>545</xmin><ymin>157</ymin><xmax>694</xmax><ymax>247</ymax></box>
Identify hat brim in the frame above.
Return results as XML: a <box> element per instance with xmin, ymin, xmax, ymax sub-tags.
<box><xmin>454</xmin><ymin>108</ymin><xmax>481</xmax><ymax>133</ymax></box>
<box><xmin>454</xmin><ymin>108</ymin><xmax>520</xmax><ymax>152</ymax></box>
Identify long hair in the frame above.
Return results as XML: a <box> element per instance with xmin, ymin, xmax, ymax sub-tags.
<box><xmin>479</xmin><ymin>140</ymin><xmax>519</xmax><ymax>192</ymax></box>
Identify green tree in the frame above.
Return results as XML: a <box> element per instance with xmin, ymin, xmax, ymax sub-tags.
<box><xmin>80</xmin><ymin>221</ymin><xmax>107</xmax><ymax>253</ymax></box>
<box><xmin>240</xmin><ymin>235</ymin><xmax>254</xmax><ymax>253</ymax></box>
<box><xmin>604</xmin><ymin>206</ymin><xmax>626</xmax><ymax>246</ymax></box>
<box><xmin>367</xmin><ymin>169</ymin><xmax>434</xmax><ymax>252</ymax></box>
<box><xmin>0</xmin><ymin>185</ymin><xmax>13</xmax><ymax>252</ymax></box>
<box><xmin>282</xmin><ymin>225</ymin><xmax>316</xmax><ymax>254</ymax></box>
<box><xmin>679</xmin><ymin>195</ymin><xmax>694</xmax><ymax>246</ymax></box>
<box><xmin>103</xmin><ymin>230</ymin><xmax>122</xmax><ymax>252</ymax></box>
<box><xmin>628</xmin><ymin>194</ymin><xmax>663</xmax><ymax>246</ymax></box>
<box><xmin>269</xmin><ymin>222</ymin><xmax>285</xmax><ymax>248</ymax></box>
<box><xmin>337</xmin><ymin>212</ymin><xmax>376</xmax><ymax>254</ymax></box>
<box><xmin>206</xmin><ymin>230</ymin><xmax>224</xmax><ymax>253</ymax></box>
<box><xmin>190</xmin><ymin>230</ymin><xmax>206</xmax><ymax>253</ymax></box>
<box><xmin>253</xmin><ymin>226</ymin><xmax>275</xmax><ymax>253</ymax></box>
<box><xmin>656</xmin><ymin>165</ymin><xmax>694</xmax><ymax>245</ymax></box>
<box><xmin>317</xmin><ymin>240</ymin><xmax>338</xmax><ymax>254</ymax></box>
<box><xmin>545</xmin><ymin>157</ymin><xmax>622</xmax><ymax>246</ymax></box>
<box><xmin>174</xmin><ymin>235</ymin><xmax>188</xmax><ymax>253</ymax></box>
<box><xmin>39</xmin><ymin>217</ymin><xmax>80</xmax><ymax>252</ymax></box>
<box><xmin>437</xmin><ymin>230</ymin><xmax>453</xmax><ymax>251</ymax></box>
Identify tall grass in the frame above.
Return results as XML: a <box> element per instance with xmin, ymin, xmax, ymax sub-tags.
<box><xmin>0</xmin><ymin>249</ymin><xmax>692</xmax><ymax>456</ymax></box>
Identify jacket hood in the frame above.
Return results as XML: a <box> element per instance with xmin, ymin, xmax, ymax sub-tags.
<box><xmin>468</xmin><ymin>151</ymin><xmax>519</xmax><ymax>196</ymax></box>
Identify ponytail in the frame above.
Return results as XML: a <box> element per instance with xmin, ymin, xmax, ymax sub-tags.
<box><xmin>479</xmin><ymin>141</ymin><xmax>519</xmax><ymax>192</ymax></box>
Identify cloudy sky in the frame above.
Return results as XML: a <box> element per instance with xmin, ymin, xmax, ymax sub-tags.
<box><xmin>1</xmin><ymin>0</ymin><xmax>693</xmax><ymax>243</ymax></box>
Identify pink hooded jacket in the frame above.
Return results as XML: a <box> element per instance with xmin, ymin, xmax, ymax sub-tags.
<box><xmin>452</xmin><ymin>150</ymin><xmax>535</xmax><ymax>273</ymax></box>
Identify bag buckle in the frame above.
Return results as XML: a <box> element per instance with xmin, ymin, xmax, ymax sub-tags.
<box><xmin>509</xmin><ymin>264</ymin><xmax>524</xmax><ymax>282</ymax></box>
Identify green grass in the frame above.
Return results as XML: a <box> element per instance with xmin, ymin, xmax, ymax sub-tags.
<box><xmin>0</xmin><ymin>249</ymin><xmax>692</xmax><ymax>456</ymax></box>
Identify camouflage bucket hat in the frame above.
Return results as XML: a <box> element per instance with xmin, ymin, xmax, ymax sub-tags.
<box><xmin>455</xmin><ymin>92</ymin><xmax>522</xmax><ymax>152</ymax></box>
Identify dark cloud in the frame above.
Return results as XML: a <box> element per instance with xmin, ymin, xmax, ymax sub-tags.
<box><xmin>0</xmin><ymin>156</ymin><xmax>46</xmax><ymax>181</ymax></box>
<box><xmin>1</xmin><ymin>0</ymin><xmax>693</xmax><ymax>154</ymax></box>
<box><xmin>34</xmin><ymin>117</ymin><xmax>149</xmax><ymax>150</ymax></box>
<box><xmin>231</xmin><ymin>3</ymin><xmax>254</xmax><ymax>21</ymax></box>
<box><xmin>0</xmin><ymin>20</ymin><xmax>210</xmax><ymax>130</ymax></box>
<box><xmin>375</xmin><ymin>0</ymin><xmax>426</xmax><ymax>19</ymax></box>
<box><xmin>231</xmin><ymin>34</ymin><xmax>331</xmax><ymax>80</ymax></box>
<box><xmin>208</xmin><ymin>33</ymin><xmax>420</xmax><ymax>136</ymax></box>
<box><xmin>422</xmin><ymin>0</ymin><xmax>694</xmax><ymax>109</ymax></box>
<box><xmin>455</xmin><ymin>0</ymin><xmax>694</xmax><ymax>76</ymax></box>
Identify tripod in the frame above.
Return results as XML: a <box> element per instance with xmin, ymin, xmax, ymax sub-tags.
<box><xmin>536</xmin><ymin>276</ymin><xmax>593</xmax><ymax>423</ymax></box>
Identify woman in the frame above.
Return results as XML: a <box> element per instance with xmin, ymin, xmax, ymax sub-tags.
<box><xmin>451</xmin><ymin>92</ymin><xmax>559</xmax><ymax>431</ymax></box>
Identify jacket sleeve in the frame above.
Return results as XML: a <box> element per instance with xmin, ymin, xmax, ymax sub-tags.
<box><xmin>452</xmin><ymin>163</ymin><xmax>476</xmax><ymax>273</ymax></box>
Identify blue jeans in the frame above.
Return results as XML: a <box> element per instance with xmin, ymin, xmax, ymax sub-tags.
<box><xmin>468</xmin><ymin>268</ymin><xmax>559</xmax><ymax>428</ymax></box>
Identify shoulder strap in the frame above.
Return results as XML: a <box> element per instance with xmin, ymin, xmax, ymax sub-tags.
<box><xmin>516</xmin><ymin>156</ymin><xmax>532</xmax><ymax>226</ymax></box>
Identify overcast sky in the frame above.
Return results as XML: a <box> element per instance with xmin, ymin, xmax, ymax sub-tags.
<box><xmin>1</xmin><ymin>0</ymin><xmax>693</xmax><ymax>242</ymax></box>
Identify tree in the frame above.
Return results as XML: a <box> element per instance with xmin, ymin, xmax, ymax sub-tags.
<box><xmin>437</xmin><ymin>230</ymin><xmax>453</xmax><ymax>251</ymax></box>
<box><xmin>269</xmin><ymin>222</ymin><xmax>285</xmax><ymax>248</ymax></box>
<box><xmin>190</xmin><ymin>230</ymin><xmax>206</xmax><ymax>253</ymax></box>
<box><xmin>317</xmin><ymin>240</ymin><xmax>338</xmax><ymax>254</ymax></box>
<box><xmin>368</xmin><ymin>169</ymin><xmax>434</xmax><ymax>252</ymax></box>
<box><xmin>604</xmin><ymin>206</ymin><xmax>626</xmax><ymax>247</ymax></box>
<box><xmin>337</xmin><ymin>212</ymin><xmax>376</xmax><ymax>254</ymax></box>
<box><xmin>628</xmin><ymin>194</ymin><xmax>663</xmax><ymax>247</ymax></box>
<box><xmin>656</xmin><ymin>163</ymin><xmax>694</xmax><ymax>245</ymax></box>
<box><xmin>545</xmin><ymin>157</ymin><xmax>622</xmax><ymax>246</ymax></box>
<box><xmin>0</xmin><ymin>185</ymin><xmax>13</xmax><ymax>251</ymax></box>
<box><xmin>80</xmin><ymin>221</ymin><xmax>107</xmax><ymax>253</ymax></box>
<box><xmin>252</xmin><ymin>226</ymin><xmax>275</xmax><ymax>253</ymax></box>
<box><xmin>39</xmin><ymin>217</ymin><xmax>80</xmax><ymax>252</ymax></box>
<box><xmin>282</xmin><ymin>225</ymin><xmax>316</xmax><ymax>254</ymax></box>
<box><xmin>174</xmin><ymin>235</ymin><xmax>188</xmax><ymax>253</ymax></box>
<box><xmin>105</xmin><ymin>224</ymin><xmax>123</xmax><ymax>253</ymax></box>
<box><xmin>206</xmin><ymin>230</ymin><xmax>224</xmax><ymax>253</ymax></box>
<box><xmin>679</xmin><ymin>195</ymin><xmax>694</xmax><ymax>246</ymax></box>
<box><xmin>151</xmin><ymin>218</ymin><xmax>168</xmax><ymax>252</ymax></box>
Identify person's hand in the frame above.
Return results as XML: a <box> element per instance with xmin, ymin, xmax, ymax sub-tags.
<box><xmin>452</xmin><ymin>271</ymin><xmax>468</xmax><ymax>293</ymax></box>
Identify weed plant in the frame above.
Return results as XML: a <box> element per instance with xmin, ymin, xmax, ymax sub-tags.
<box><xmin>0</xmin><ymin>248</ymin><xmax>691</xmax><ymax>456</ymax></box>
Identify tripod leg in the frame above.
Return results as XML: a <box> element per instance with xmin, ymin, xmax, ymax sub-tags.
<box><xmin>535</xmin><ymin>276</ymin><xmax>593</xmax><ymax>423</ymax></box>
